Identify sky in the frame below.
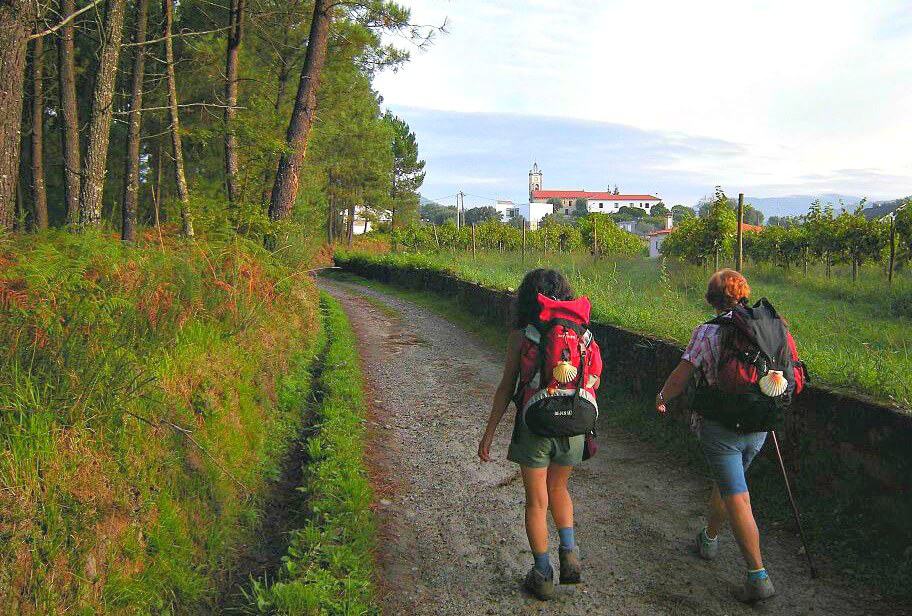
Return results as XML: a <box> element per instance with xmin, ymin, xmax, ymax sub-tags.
<box><xmin>374</xmin><ymin>0</ymin><xmax>912</xmax><ymax>209</ymax></box>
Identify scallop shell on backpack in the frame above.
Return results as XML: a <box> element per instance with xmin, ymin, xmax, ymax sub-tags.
<box><xmin>553</xmin><ymin>361</ymin><xmax>578</xmax><ymax>384</ymax></box>
<box><xmin>759</xmin><ymin>370</ymin><xmax>787</xmax><ymax>397</ymax></box>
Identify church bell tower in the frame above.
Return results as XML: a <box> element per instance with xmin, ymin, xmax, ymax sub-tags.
<box><xmin>529</xmin><ymin>162</ymin><xmax>543</xmax><ymax>200</ymax></box>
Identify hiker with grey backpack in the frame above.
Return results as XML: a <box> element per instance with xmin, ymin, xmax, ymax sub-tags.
<box><xmin>655</xmin><ymin>269</ymin><xmax>809</xmax><ymax>603</ymax></box>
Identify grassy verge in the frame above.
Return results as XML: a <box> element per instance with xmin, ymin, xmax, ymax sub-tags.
<box><xmin>335</xmin><ymin>250</ymin><xmax>912</xmax><ymax>408</ymax></box>
<box><xmin>327</xmin><ymin>268</ymin><xmax>912</xmax><ymax>603</ymax></box>
<box><xmin>246</xmin><ymin>293</ymin><xmax>377</xmax><ymax>615</ymax></box>
<box><xmin>0</xmin><ymin>230</ymin><xmax>319</xmax><ymax>613</ymax></box>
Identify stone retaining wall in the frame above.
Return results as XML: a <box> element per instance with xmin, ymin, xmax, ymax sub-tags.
<box><xmin>337</xmin><ymin>257</ymin><xmax>912</xmax><ymax>493</ymax></box>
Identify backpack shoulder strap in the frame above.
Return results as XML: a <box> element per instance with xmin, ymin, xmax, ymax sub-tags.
<box><xmin>523</xmin><ymin>324</ymin><xmax>541</xmax><ymax>344</ymax></box>
<box><xmin>546</xmin><ymin>317</ymin><xmax>587</xmax><ymax>337</ymax></box>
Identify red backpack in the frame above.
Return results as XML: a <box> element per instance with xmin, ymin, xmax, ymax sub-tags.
<box><xmin>693</xmin><ymin>298</ymin><xmax>808</xmax><ymax>432</ymax></box>
<box><xmin>514</xmin><ymin>294</ymin><xmax>603</xmax><ymax>437</ymax></box>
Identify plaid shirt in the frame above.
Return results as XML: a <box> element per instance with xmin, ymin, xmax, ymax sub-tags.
<box><xmin>681</xmin><ymin>323</ymin><xmax>724</xmax><ymax>387</ymax></box>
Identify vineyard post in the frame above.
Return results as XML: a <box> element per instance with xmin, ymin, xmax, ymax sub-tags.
<box><xmin>736</xmin><ymin>192</ymin><xmax>744</xmax><ymax>272</ymax></box>
<box><xmin>593</xmin><ymin>217</ymin><xmax>599</xmax><ymax>259</ymax></box>
<box><xmin>472</xmin><ymin>223</ymin><xmax>476</xmax><ymax>259</ymax></box>
<box><xmin>432</xmin><ymin>223</ymin><xmax>440</xmax><ymax>248</ymax></box>
<box><xmin>889</xmin><ymin>215</ymin><xmax>896</xmax><ymax>285</ymax></box>
<box><xmin>521</xmin><ymin>221</ymin><xmax>526</xmax><ymax>264</ymax></box>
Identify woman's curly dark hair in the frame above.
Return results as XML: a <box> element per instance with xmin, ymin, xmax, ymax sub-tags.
<box><xmin>513</xmin><ymin>268</ymin><xmax>574</xmax><ymax>329</ymax></box>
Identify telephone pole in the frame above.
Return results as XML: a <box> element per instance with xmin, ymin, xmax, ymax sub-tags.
<box><xmin>456</xmin><ymin>191</ymin><xmax>465</xmax><ymax>230</ymax></box>
<box><xmin>736</xmin><ymin>193</ymin><xmax>745</xmax><ymax>272</ymax></box>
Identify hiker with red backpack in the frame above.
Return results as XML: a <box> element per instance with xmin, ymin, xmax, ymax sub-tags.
<box><xmin>655</xmin><ymin>269</ymin><xmax>808</xmax><ymax>604</ymax></box>
<box><xmin>477</xmin><ymin>269</ymin><xmax>602</xmax><ymax>601</ymax></box>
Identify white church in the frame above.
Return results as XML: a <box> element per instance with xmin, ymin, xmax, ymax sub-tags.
<box><xmin>525</xmin><ymin>162</ymin><xmax>662</xmax><ymax>226</ymax></box>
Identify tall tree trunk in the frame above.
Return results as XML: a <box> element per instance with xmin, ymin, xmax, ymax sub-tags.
<box><xmin>30</xmin><ymin>36</ymin><xmax>48</xmax><ymax>229</ymax></box>
<box><xmin>152</xmin><ymin>138</ymin><xmax>163</xmax><ymax>226</ymax></box>
<box><xmin>260</xmin><ymin>0</ymin><xmax>302</xmax><ymax>203</ymax></box>
<box><xmin>79</xmin><ymin>0</ymin><xmax>127</xmax><ymax>226</ymax></box>
<box><xmin>223</xmin><ymin>0</ymin><xmax>244</xmax><ymax>210</ymax></box>
<box><xmin>162</xmin><ymin>0</ymin><xmax>194</xmax><ymax>237</ymax></box>
<box><xmin>346</xmin><ymin>202</ymin><xmax>354</xmax><ymax>247</ymax></box>
<box><xmin>326</xmin><ymin>197</ymin><xmax>334</xmax><ymax>243</ymax></box>
<box><xmin>15</xmin><ymin>172</ymin><xmax>26</xmax><ymax>231</ymax></box>
<box><xmin>0</xmin><ymin>1</ymin><xmax>37</xmax><ymax>230</ymax></box>
<box><xmin>268</xmin><ymin>0</ymin><xmax>331</xmax><ymax>221</ymax></box>
<box><xmin>57</xmin><ymin>0</ymin><xmax>81</xmax><ymax>225</ymax></box>
<box><xmin>121</xmin><ymin>0</ymin><xmax>149</xmax><ymax>242</ymax></box>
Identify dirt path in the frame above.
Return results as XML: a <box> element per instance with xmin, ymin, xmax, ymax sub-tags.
<box><xmin>320</xmin><ymin>277</ymin><xmax>901</xmax><ymax>616</ymax></box>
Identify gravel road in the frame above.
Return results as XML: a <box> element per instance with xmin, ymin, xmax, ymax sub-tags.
<box><xmin>320</xmin><ymin>276</ymin><xmax>903</xmax><ymax>616</ymax></box>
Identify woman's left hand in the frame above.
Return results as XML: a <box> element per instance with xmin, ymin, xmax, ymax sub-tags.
<box><xmin>655</xmin><ymin>393</ymin><xmax>667</xmax><ymax>415</ymax></box>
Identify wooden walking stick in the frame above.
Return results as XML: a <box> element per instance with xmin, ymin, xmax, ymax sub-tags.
<box><xmin>770</xmin><ymin>430</ymin><xmax>817</xmax><ymax>578</ymax></box>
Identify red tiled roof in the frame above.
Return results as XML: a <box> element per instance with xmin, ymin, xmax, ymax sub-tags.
<box><xmin>531</xmin><ymin>190</ymin><xmax>660</xmax><ymax>201</ymax></box>
<box><xmin>741</xmin><ymin>223</ymin><xmax>763</xmax><ymax>232</ymax></box>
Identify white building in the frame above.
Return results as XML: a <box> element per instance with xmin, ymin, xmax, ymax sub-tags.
<box><xmin>518</xmin><ymin>202</ymin><xmax>554</xmax><ymax>230</ymax></box>
<box><xmin>647</xmin><ymin>215</ymin><xmax>676</xmax><ymax>258</ymax></box>
<box><xmin>584</xmin><ymin>195</ymin><xmax>662</xmax><ymax>215</ymax></box>
<box><xmin>494</xmin><ymin>199</ymin><xmax>518</xmax><ymax>221</ymax></box>
<box><xmin>528</xmin><ymin>163</ymin><xmax>662</xmax><ymax>216</ymax></box>
<box><xmin>342</xmin><ymin>205</ymin><xmax>389</xmax><ymax>235</ymax></box>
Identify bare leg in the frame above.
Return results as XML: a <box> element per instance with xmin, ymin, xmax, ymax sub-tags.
<box><xmin>723</xmin><ymin>491</ymin><xmax>763</xmax><ymax>570</ymax></box>
<box><xmin>521</xmin><ymin>466</ymin><xmax>550</xmax><ymax>554</ymax></box>
<box><xmin>546</xmin><ymin>464</ymin><xmax>574</xmax><ymax>530</ymax></box>
<box><xmin>707</xmin><ymin>484</ymin><xmax>728</xmax><ymax>539</ymax></box>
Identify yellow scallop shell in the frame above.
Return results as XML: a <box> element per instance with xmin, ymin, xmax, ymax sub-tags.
<box><xmin>553</xmin><ymin>361</ymin><xmax>578</xmax><ymax>384</ymax></box>
<box><xmin>759</xmin><ymin>370</ymin><xmax>787</xmax><ymax>397</ymax></box>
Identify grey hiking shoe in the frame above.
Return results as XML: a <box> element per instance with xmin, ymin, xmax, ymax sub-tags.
<box><xmin>734</xmin><ymin>574</ymin><xmax>776</xmax><ymax>603</ymax></box>
<box><xmin>559</xmin><ymin>547</ymin><xmax>581</xmax><ymax>584</ymax></box>
<box><xmin>523</xmin><ymin>566</ymin><xmax>555</xmax><ymax>600</ymax></box>
<box><xmin>696</xmin><ymin>527</ymin><xmax>719</xmax><ymax>560</ymax></box>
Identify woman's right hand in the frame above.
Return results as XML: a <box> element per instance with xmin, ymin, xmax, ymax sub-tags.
<box><xmin>478</xmin><ymin>430</ymin><xmax>494</xmax><ymax>462</ymax></box>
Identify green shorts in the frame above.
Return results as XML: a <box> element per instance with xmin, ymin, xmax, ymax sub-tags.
<box><xmin>507</xmin><ymin>417</ymin><xmax>584</xmax><ymax>468</ymax></box>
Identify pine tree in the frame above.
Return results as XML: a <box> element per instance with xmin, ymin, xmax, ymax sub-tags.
<box><xmin>384</xmin><ymin>111</ymin><xmax>425</xmax><ymax>232</ymax></box>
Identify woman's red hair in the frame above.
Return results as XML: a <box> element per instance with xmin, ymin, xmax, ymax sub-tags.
<box><xmin>705</xmin><ymin>269</ymin><xmax>750</xmax><ymax>311</ymax></box>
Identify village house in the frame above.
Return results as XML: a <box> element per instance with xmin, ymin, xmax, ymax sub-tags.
<box><xmin>647</xmin><ymin>221</ymin><xmax>764</xmax><ymax>258</ymax></box>
<box><xmin>528</xmin><ymin>163</ymin><xmax>662</xmax><ymax>216</ymax></box>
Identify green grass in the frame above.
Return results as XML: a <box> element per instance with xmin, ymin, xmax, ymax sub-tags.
<box><xmin>326</xmin><ymin>268</ymin><xmax>912</xmax><ymax>603</ymax></box>
<box><xmin>0</xmin><ymin>229</ymin><xmax>320</xmax><ymax>613</ymax></box>
<box><xmin>246</xmin><ymin>294</ymin><xmax>377</xmax><ymax>615</ymax></box>
<box><xmin>336</xmin><ymin>250</ymin><xmax>912</xmax><ymax>408</ymax></box>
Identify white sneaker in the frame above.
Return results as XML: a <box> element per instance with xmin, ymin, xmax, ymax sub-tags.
<box><xmin>696</xmin><ymin>527</ymin><xmax>719</xmax><ymax>560</ymax></box>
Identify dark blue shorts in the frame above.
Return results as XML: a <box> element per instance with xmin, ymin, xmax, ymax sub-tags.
<box><xmin>699</xmin><ymin>419</ymin><xmax>767</xmax><ymax>496</ymax></box>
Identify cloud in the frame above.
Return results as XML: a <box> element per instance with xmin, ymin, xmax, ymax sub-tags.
<box><xmin>388</xmin><ymin>105</ymin><xmax>747</xmax><ymax>205</ymax></box>
<box><xmin>390</xmin><ymin>105</ymin><xmax>912</xmax><ymax>208</ymax></box>
<box><xmin>376</xmin><ymin>0</ymin><xmax>912</xmax><ymax>206</ymax></box>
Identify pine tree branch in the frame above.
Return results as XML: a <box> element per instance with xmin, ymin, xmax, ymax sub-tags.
<box><xmin>29</xmin><ymin>0</ymin><xmax>106</xmax><ymax>40</ymax></box>
<box><xmin>123</xmin><ymin>24</ymin><xmax>235</xmax><ymax>47</ymax></box>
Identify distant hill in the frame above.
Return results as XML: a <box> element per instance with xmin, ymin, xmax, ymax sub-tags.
<box><xmin>863</xmin><ymin>196</ymin><xmax>910</xmax><ymax>220</ymax></box>
<box><xmin>419</xmin><ymin>194</ymin><xmax>439</xmax><ymax>206</ymax></box>
<box><xmin>742</xmin><ymin>194</ymin><xmax>866</xmax><ymax>218</ymax></box>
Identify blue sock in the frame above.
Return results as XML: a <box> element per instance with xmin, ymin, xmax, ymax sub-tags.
<box><xmin>558</xmin><ymin>527</ymin><xmax>576</xmax><ymax>550</ymax></box>
<box><xmin>747</xmin><ymin>568</ymin><xmax>769</xmax><ymax>581</ymax></box>
<box><xmin>533</xmin><ymin>552</ymin><xmax>552</xmax><ymax>576</ymax></box>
